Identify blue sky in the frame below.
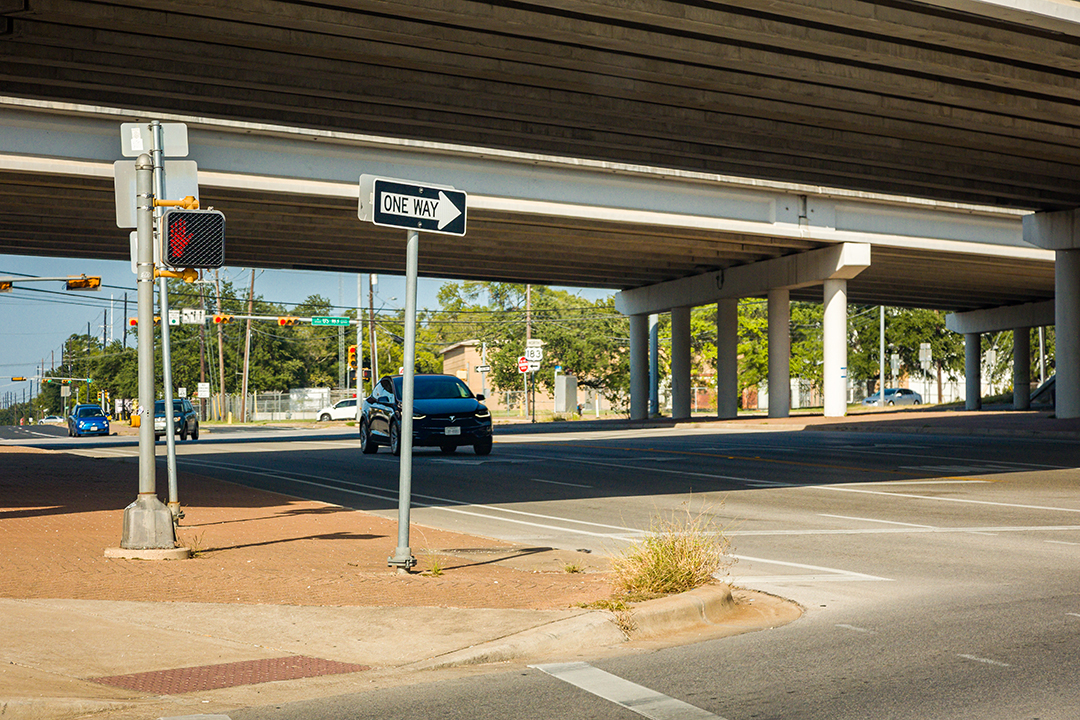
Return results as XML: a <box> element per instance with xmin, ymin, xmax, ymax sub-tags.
<box><xmin>0</xmin><ymin>252</ymin><xmax>612</xmax><ymax>397</ymax></box>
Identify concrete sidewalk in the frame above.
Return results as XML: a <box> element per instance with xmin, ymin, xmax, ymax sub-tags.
<box><xmin>4</xmin><ymin>407</ymin><xmax>1073</xmax><ymax>720</ymax></box>
<box><xmin>0</xmin><ymin>445</ymin><xmax>796</xmax><ymax>720</ymax></box>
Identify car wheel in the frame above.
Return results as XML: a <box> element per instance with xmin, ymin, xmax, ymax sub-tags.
<box><xmin>887</xmin><ymin>400</ymin><xmax>894</xmax><ymax>406</ymax></box>
<box><xmin>191</xmin><ymin>422</ymin><xmax>199</xmax><ymax>441</ymax></box>
<box><xmin>439</xmin><ymin>443</ymin><xmax>457</xmax><ymax>454</ymax></box>
<box><xmin>473</xmin><ymin>438</ymin><xmax>493</xmax><ymax>456</ymax></box>
<box><xmin>319</xmin><ymin>413</ymin><xmax>331</xmax><ymax>421</ymax></box>
<box><xmin>389</xmin><ymin>421</ymin><xmax>401</xmax><ymax>457</ymax></box>
<box><xmin>179</xmin><ymin>423</ymin><xmax>188</xmax><ymax>441</ymax></box>
<box><xmin>360</xmin><ymin>420</ymin><xmax>378</xmax><ymax>454</ymax></box>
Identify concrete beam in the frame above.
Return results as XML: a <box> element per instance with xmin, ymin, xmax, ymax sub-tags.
<box><xmin>946</xmin><ymin>301</ymin><xmax>1054</xmax><ymax>335</ymax></box>
<box><xmin>615</xmin><ymin>243</ymin><xmax>871</xmax><ymax>316</ymax></box>
<box><xmin>1023</xmin><ymin>208</ymin><xmax>1080</xmax><ymax>251</ymax></box>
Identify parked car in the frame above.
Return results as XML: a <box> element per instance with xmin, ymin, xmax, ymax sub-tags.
<box><xmin>39</xmin><ymin>415</ymin><xmax>63</xmax><ymax>425</ymax></box>
<box><xmin>154</xmin><ymin>398</ymin><xmax>200</xmax><ymax>440</ymax></box>
<box><xmin>359</xmin><ymin>374</ymin><xmax>493</xmax><ymax>456</ymax></box>
<box><xmin>863</xmin><ymin>388</ymin><xmax>922</xmax><ymax>406</ymax></box>
<box><xmin>317</xmin><ymin>398</ymin><xmax>358</xmax><ymax>421</ymax></box>
<box><xmin>67</xmin><ymin>404</ymin><xmax>110</xmax><ymax>437</ymax></box>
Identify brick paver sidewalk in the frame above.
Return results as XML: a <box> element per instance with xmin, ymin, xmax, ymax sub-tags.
<box><xmin>0</xmin><ymin>446</ymin><xmax>611</xmax><ymax>610</ymax></box>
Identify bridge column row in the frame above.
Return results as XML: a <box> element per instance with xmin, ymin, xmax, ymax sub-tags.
<box><xmin>627</xmin><ymin>280</ymin><xmax>850</xmax><ymax>421</ymax></box>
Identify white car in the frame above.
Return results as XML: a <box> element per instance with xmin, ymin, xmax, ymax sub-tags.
<box><xmin>38</xmin><ymin>415</ymin><xmax>63</xmax><ymax>425</ymax></box>
<box><xmin>317</xmin><ymin>398</ymin><xmax>359</xmax><ymax>421</ymax></box>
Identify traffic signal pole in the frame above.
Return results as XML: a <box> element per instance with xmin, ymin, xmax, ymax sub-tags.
<box><xmin>118</xmin><ymin>153</ymin><xmax>179</xmax><ymax>553</ymax></box>
<box><xmin>151</xmin><ymin>120</ymin><xmax>181</xmax><ymax>520</ymax></box>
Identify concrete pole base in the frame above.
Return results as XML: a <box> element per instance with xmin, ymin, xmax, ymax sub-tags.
<box><xmin>120</xmin><ymin>494</ymin><xmax>179</xmax><ymax>551</ymax></box>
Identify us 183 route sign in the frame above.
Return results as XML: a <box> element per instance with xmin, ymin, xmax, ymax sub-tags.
<box><xmin>358</xmin><ymin>175</ymin><xmax>467</xmax><ymax>236</ymax></box>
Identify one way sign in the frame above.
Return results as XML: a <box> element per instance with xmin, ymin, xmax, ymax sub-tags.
<box><xmin>359</xmin><ymin>175</ymin><xmax>467</xmax><ymax>236</ymax></box>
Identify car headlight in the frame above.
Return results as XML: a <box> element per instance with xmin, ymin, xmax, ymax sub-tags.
<box><xmin>475</xmin><ymin>409</ymin><xmax>491</xmax><ymax>419</ymax></box>
<box><xmin>412</xmin><ymin>413</ymin><xmax>426</xmax><ymax>420</ymax></box>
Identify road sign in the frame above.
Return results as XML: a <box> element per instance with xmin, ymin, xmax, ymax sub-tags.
<box><xmin>168</xmin><ymin>309</ymin><xmax>181</xmax><ymax>326</ymax></box>
<box><xmin>177</xmin><ymin>387</ymin><xmax>187</xmax><ymax>398</ymax></box>
<box><xmin>120</xmin><ymin>122</ymin><xmax>189</xmax><ymax>157</ymax></box>
<box><xmin>518</xmin><ymin>356</ymin><xmax>530</xmax><ymax>373</ymax></box>
<box><xmin>181</xmin><ymin>308</ymin><xmax>205</xmax><ymax>325</ymax></box>
<box><xmin>526</xmin><ymin>338</ymin><xmax>544</xmax><ymax>347</ymax></box>
<box><xmin>527</xmin><ymin>361</ymin><xmax>540</xmax><ymax>372</ymax></box>
<box><xmin>524</xmin><ymin>347</ymin><xmax>543</xmax><ymax>362</ymax></box>
<box><xmin>197</xmin><ymin>382</ymin><xmax>211</xmax><ymax>398</ymax></box>
<box><xmin>358</xmin><ymin>175</ymin><xmax>467</xmax><ymax>236</ymax></box>
<box><xmin>114</xmin><ymin>160</ymin><xmax>198</xmax><ymax>229</ymax></box>
<box><xmin>476</xmin><ymin>364</ymin><xmax>491</xmax><ymax>373</ymax></box>
<box><xmin>312</xmin><ymin>316</ymin><xmax>351</xmax><ymax>326</ymax></box>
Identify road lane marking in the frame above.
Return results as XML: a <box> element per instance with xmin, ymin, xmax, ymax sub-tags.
<box><xmin>502</xmin><ymin>451</ymin><xmax>773</xmax><ymax>485</ymax></box>
<box><xmin>958</xmin><ymin>654</ymin><xmax>1011</xmax><ymax>668</ymax></box>
<box><xmin>532</xmin><ymin>662</ymin><xmax>727</xmax><ymax>720</ymax></box>
<box><xmin>529</xmin><ymin>477</ymin><xmax>593</xmax><ymax>488</ymax></box>
<box><xmin>819</xmin><ymin>513</ymin><xmax>936</xmax><ymax>528</ymax></box>
<box><xmin>732</xmin><ymin>524</ymin><xmax>1080</xmax><ymax>537</ymax></box>
<box><xmin>809</xmin><ymin>484</ymin><xmax>1080</xmax><ymax>514</ymax></box>
<box><xmin>178</xmin><ymin>459</ymin><xmax>644</xmax><ymax>539</ymax></box>
<box><xmin>836</xmin><ymin>624</ymin><xmax>877</xmax><ymax>634</ymax></box>
<box><xmin>1067</xmin><ymin>613</ymin><xmax>1080</xmax><ymax>618</ymax></box>
<box><xmin>731</xmin><ymin>554</ymin><xmax>891</xmax><ymax>583</ymax></box>
<box><xmin>1047</xmin><ymin>540</ymin><xmax>1080</xmax><ymax>546</ymax></box>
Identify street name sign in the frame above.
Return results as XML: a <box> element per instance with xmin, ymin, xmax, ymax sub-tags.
<box><xmin>312</xmin><ymin>316</ymin><xmax>350</xmax><ymax>326</ymax></box>
<box><xmin>358</xmin><ymin>175</ymin><xmax>467</xmax><ymax>236</ymax></box>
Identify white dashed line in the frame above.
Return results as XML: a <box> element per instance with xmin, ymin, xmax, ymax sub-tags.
<box><xmin>958</xmin><ymin>654</ymin><xmax>1011</xmax><ymax>668</ymax></box>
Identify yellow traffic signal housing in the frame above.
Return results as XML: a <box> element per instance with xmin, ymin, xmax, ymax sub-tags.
<box><xmin>278</xmin><ymin>317</ymin><xmax>299</xmax><ymax>326</ymax></box>
<box><xmin>348</xmin><ymin>345</ymin><xmax>358</xmax><ymax>369</ymax></box>
<box><xmin>213</xmin><ymin>314</ymin><xmax>233</xmax><ymax>324</ymax></box>
<box><xmin>0</xmin><ymin>281</ymin><xmax>12</xmax><ymax>292</ymax></box>
<box><xmin>11</xmin><ymin>376</ymin><xmax>26</xmax><ymax>381</ymax></box>
<box><xmin>66</xmin><ymin>275</ymin><xmax>101</xmax><ymax>291</ymax></box>
<box><xmin>128</xmin><ymin>316</ymin><xmax>161</xmax><ymax>326</ymax></box>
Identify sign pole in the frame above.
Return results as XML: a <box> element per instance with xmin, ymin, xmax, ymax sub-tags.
<box><xmin>389</xmin><ymin>228</ymin><xmax>419</xmax><ymax>572</ymax></box>
<box><xmin>119</xmin><ymin>154</ymin><xmax>177</xmax><ymax>551</ymax></box>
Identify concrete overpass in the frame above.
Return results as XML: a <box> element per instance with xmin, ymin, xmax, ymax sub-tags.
<box><xmin>2</xmin><ymin>0</ymin><xmax>1079</xmax><ymax>416</ymax></box>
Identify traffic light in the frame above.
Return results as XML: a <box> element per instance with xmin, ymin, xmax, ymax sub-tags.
<box><xmin>361</xmin><ymin>368</ymin><xmax>371</xmax><ymax>381</ymax></box>
<box><xmin>278</xmin><ymin>317</ymin><xmax>299</xmax><ymax>326</ymax></box>
<box><xmin>65</xmin><ymin>275</ymin><xmax>101</xmax><ymax>291</ymax></box>
<box><xmin>348</xmin><ymin>345</ymin><xmax>358</xmax><ymax>369</ymax></box>
<box><xmin>213</xmin><ymin>314</ymin><xmax>233</xmax><ymax>324</ymax></box>
<box><xmin>128</xmin><ymin>317</ymin><xmax>161</xmax><ymax>326</ymax></box>
<box><xmin>162</xmin><ymin>208</ymin><xmax>226</xmax><ymax>269</ymax></box>
<box><xmin>0</xmin><ymin>281</ymin><xmax>11</xmax><ymax>292</ymax></box>
<box><xmin>11</xmin><ymin>377</ymin><xmax>26</xmax><ymax>381</ymax></box>
<box><xmin>42</xmin><ymin>378</ymin><xmax>53</xmax><ymax>385</ymax></box>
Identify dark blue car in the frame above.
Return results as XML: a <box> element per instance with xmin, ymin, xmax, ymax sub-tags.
<box><xmin>67</xmin><ymin>404</ymin><xmax>110</xmax><ymax>437</ymax></box>
<box><xmin>359</xmin><ymin>374</ymin><xmax>492</xmax><ymax>456</ymax></box>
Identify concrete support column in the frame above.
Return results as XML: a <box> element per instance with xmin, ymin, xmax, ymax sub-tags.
<box><xmin>1056</xmin><ymin>249</ymin><xmax>1080</xmax><ymax>418</ymax></box>
<box><xmin>1014</xmin><ymin>327</ymin><xmax>1031</xmax><ymax>410</ymax></box>
<box><xmin>717</xmin><ymin>299</ymin><xmax>739</xmax><ymax>419</ymax></box>
<box><xmin>670</xmin><ymin>306</ymin><xmax>692</xmax><ymax>419</ymax></box>
<box><xmin>822</xmin><ymin>278</ymin><xmax>848</xmax><ymax>417</ymax></box>
<box><xmin>629</xmin><ymin>313</ymin><xmax>650</xmax><ymax>420</ymax></box>
<box><xmin>768</xmin><ymin>288</ymin><xmax>790</xmax><ymax>418</ymax></box>
<box><xmin>649</xmin><ymin>314</ymin><xmax>659</xmax><ymax>416</ymax></box>
<box><xmin>965</xmin><ymin>332</ymin><xmax>982</xmax><ymax>411</ymax></box>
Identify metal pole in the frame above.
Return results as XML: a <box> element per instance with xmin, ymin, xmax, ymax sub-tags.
<box><xmin>879</xmin><ymin>306</ymin><xmax>886</xmax><ymax>405</ymax></box>
<box><xmin>389</xmin><ymin>230</ymin><xmax>419</xmax><ymax>571</ymax></box>
<box><xmin>151</xmin><ymin>120</ymin><xmax>180</xmax><ymax>519</ymax></box>
<box><xmin>120</xmin><ymin>153</ymin><xmax>176</xmax><ymax>550</ymax></box>
<box><xmin>369</xmin><ymin>273</ymin><xmax>378</xmax><ymax>388</ymax></box>
<box><xmin>240</xmin><ymin>269</ymin><xmax>254</xmax><ymax>421</ymax></box>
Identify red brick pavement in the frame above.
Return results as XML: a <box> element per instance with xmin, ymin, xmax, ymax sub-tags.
<box><xmin>0</xmin><ymin>446</ymin><xmax>611</xmax><ymax>610</ymax></box>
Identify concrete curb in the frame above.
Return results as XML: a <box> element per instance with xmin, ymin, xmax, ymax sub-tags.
<box><xmin>103</xmin><ymin>547</ymin><xmax>192</xmax><ymax>560</ymax></box>
<box><xmin>421</xmin><ymin>583</ymin><xmax>735</xmax><ymax>669</ymax></box>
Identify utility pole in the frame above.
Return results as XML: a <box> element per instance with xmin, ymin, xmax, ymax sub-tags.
<box><xmin>369</xmin><ymin>273</ymin><xmax>378</xmax><ymax>389</ymax></box>
<box><xmin>240</xmin><ymin>269</ymin><xmax>254</xmax><ymax>422</ymax></box>
<box><xmin>123</xmin><ymin>293</ymin><xmax>129</xmax><ymax>349</ymax></box>
<box><xmin>215</xmin><ymin>269</ymin><xmax>226</xmax><ymax>421</ymax></box>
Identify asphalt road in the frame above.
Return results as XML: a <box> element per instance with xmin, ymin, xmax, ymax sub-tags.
<box><xmin>5</xmin><ymin>422</ymin><xmax>1080</xmax><ymax>718</ymax></box>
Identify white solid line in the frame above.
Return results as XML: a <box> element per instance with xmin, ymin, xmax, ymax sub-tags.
<box><xmin>532</xmin><ymin>662</ymin><xmax>727</xmax><ymax>720</ymax></box>
<box><xmin>809</xmin><ymin>484</ymin><xmax>1080</xmax><ymax>514</ymax></box>
<box><xmin>1067</xmin><ymin>613</ymin><xmax>1080</xmax><ymax>618</ymax></box>
<box><xmin>1047</xmin><ymin>540</ymin><xmax>1080</xmax><ymax>546</ymax></box>
<box><xmin>958</xmin><ymin>654</ymin><xmax>1011</xmax><ymax>668</ymax></box>
<box><xmin>731</xmin><ymin>554</ymin><xmax>891</xmax><ymax>582</ymax></box>
<box><xmin>529</xmin><ymin>477</ymin><xmax>593</xmax><ymax>488</ymax></box>
<box><xmin>819</xmin><ymin>513</ymin><xmax>936</xmax><ymax>528</ymax></box>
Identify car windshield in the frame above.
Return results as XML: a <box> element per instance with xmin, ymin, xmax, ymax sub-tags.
<box><xmin>77</xmin><ymin>407</ymin><xmax>104</xmax><ymax>418</ymax></box>
<box><xmin>393</xmin><ymin>376</ymin><xmax>474</xmax><ymax>400</ymax></box>
<box><xmin>154</xmin><ymin>400</ymin><xmax>186</xmax><ymax>413</ymax></box>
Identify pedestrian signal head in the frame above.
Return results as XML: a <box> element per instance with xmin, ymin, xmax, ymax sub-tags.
<box><xmin>162</xmin><ymin>209</ymin><xmax>226</xmax><ymax>269</ymax></box>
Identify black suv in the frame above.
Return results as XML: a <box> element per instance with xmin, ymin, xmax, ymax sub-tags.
<box><xmin>359</xmin><ymin>374</ymin><xmax>492</xmax><ymax>456</ymax></box>
<box><xmin>154</xmin><ymin>398</ymin><xmax>200</xmax><ymax>441</ymax></box>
